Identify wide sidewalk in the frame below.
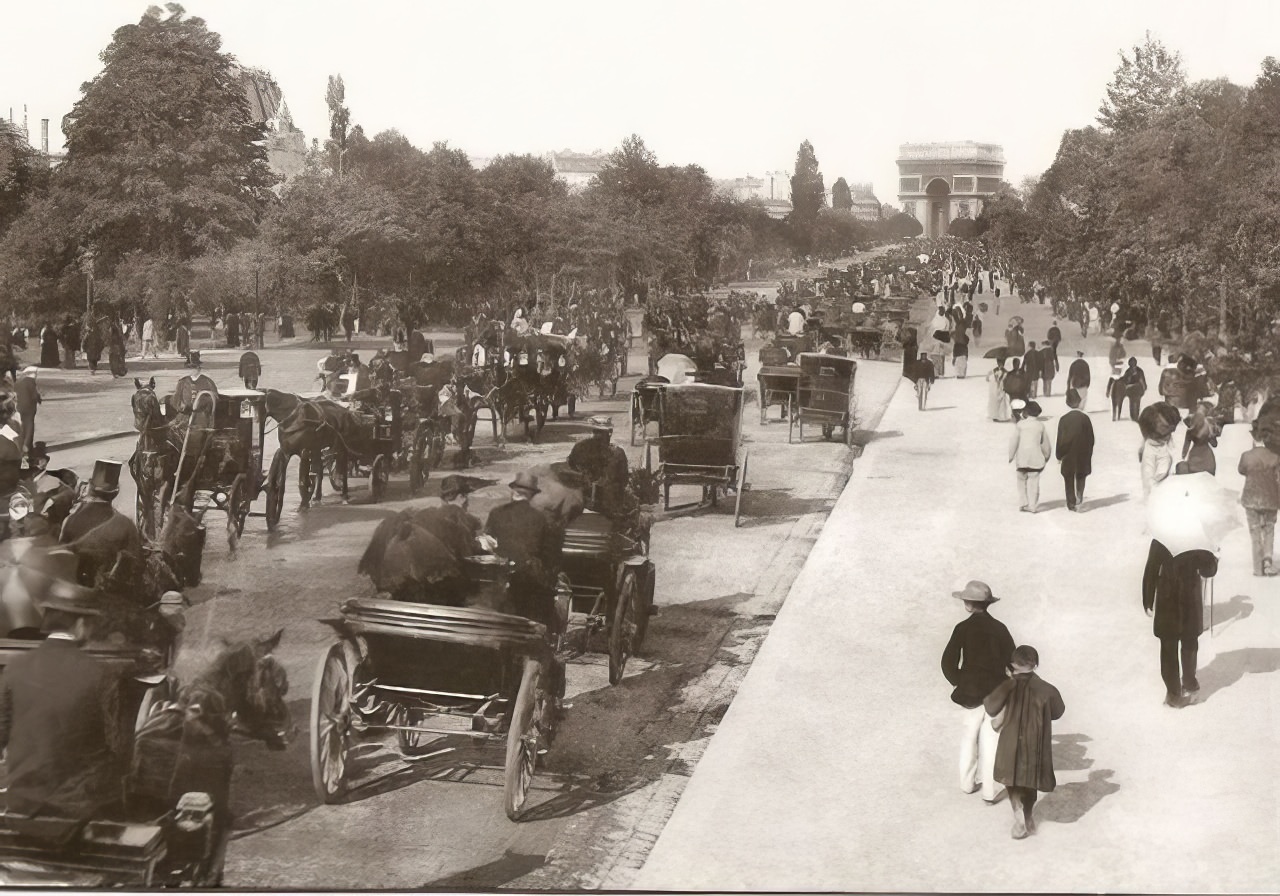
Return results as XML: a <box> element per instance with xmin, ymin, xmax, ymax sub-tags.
<box><xmin>635</xmin><ymin>297</ymin><xmax>1280</xmax><ymax>892</ymax></box>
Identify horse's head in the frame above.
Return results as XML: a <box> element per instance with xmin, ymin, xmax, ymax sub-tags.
<box><xmin>237</xmin><ymin>629</ymin><xmax>293</xmax><ymax>750</ymax></box>
<box><xmin>132</xmin><ymin>377</ymin><xmax>161</xmax><ymax>430</ymax></box>
<box><xmin>262</xmin><ymin>389</ymin><xmax>298</xmax><ymax>424</ymax></box>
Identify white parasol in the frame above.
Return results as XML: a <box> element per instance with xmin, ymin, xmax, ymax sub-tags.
<box><xmin>851</xmin><ymin>302</ymin><xmax>866</xmax><ymax>314</ymax></box>
<box><xmin>656</xmin><ymin>353</ymin><xmax>698</xmax><ymax>385</ymax></box>
<box><xmin>1146</xmin><ymin>472</ymin><xmax>1241</xmax><ymax>557</ymax></box>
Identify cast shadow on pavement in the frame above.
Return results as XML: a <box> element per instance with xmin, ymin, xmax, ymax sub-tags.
<box><xmin>850</xmin><ymin>428</ymin><xmax>902</xmax><ymax>446</ymax></box>
<box><xmin>1082</xmin><ymin>492</ymin><xmax>1130</xmax><ymax>511</ymax></box>
<box><xmin>1037</xmin><ymin>768</ymin><xmax>1120</xmax><ymax>825</ymax></box>
<box><xmin>922</xmin><ymin>405</ymin><xmax>957</xmax><ymax>411</ymax></box>
<box><xmin>1205</xmin><ymin>594</ymin><xmax>1254</xmax><ymax>631</ymax></box>
<box><xmin>1050</xmin><ymin>732</ymin><xmax>1095</xmax><ymax>772</ymax></box>
<box><xmin>732</xmin><ymin>488</ymin><xmax>834</xmax><ymax>523</ymax></box>
<box><xmin>424</xmin><ymin>849</ymin><xmax>548</xmax><ymax>889</ymax></box>
<box><xmin>1195</xmin><ymin>647</ymin><xmax>1280</xmax><ymax>702</ymax></box>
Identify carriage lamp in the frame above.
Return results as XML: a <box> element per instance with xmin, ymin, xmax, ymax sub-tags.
<box><xmin>166</xmin><ymin>791</ymin><xmax>215</xmax><ymax>869</ymax></box>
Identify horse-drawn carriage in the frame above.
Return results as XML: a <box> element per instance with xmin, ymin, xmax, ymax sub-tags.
<box><xmin>560</xmin><ymin>510</ymin><xmax>654</xmax><ymax>684</ymax></box>
<box><xmin>791</xmin><ymin>353</ymin><xmax>857</xmax><ymax>445</ymax></box>
<box><xmin>645</xmin><ymin>383</ymin><xmax>749</xmax><ymax>526</ymax></box>
<box><xmin>310</xmin><ymin>590</ymin><xmax>559</xmax><ymax>820</ymax></box>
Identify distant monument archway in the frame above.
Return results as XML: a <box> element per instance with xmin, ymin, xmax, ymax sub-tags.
<box><xmin>897</xmin><ymin>143</ymin><xmax>1005</xmax><ymax>239</ymax></box>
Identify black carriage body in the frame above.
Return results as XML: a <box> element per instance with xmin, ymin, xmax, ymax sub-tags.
<box><xmin>647</xmin><ymin>383</ymin><xmax>749</xmax><ymax>526</ymax></box>
<box><xmin>791</xmin><ymin>353</ymin><xmax>857</xmax><ymax>445</ymax></box>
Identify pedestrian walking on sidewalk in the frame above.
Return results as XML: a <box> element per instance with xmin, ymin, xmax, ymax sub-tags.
<box><xmin>1039</xmin><ymin>342</ymin><xmax>1058</xmax><ymax>397</ymax></box>
<box><xmin>1056</xmin><ymin>389</ymin><xmax>1095</xmax><ymax>512</ymax></box>
<box><xmin>909</xmin><ymin>352</ymin><xmax>935</xmax><ymax>410</ymax></box>
<box><xmin>141</xmin><ymin>318</ymin><xmax>157</xmax><ymax>359</ymax></box>
<box><xmin>983</xmin><ymin>645</ymin><xmax>1065</xmax><ymax>839</ymax></box>
<box><xmin>1046</xmin><ymin>322</ymin><xmax>1062</xmax><ymax>361</ymax></box>
<box><xmin>987</xmin><ymin>361</ymin><xmax>1011</xmax><ymax>422</ymax></box>
<box><xmin>1023</xmin><ymin>342</ymin><xmax>1042</xmax><ymax>398</ymax></box>
<box><xmin>1151</xmin><ymin>329</ymin><xmax>1164</xmax><ymax>366</ymax></box>
<box><xmin>1009</xmin><ymin>400</ymin><xmax>1050</xmax><ymax>512</ymax></box>
<box><xmin>1003</xmin><ymin>358</ymin><xmax>1029</xmax><ymax>404</ymax></box>
<box><xmin>941</xmin><ymin>580</ymin><xmax>1015</xmax><ymax>805</ymax></box>
<box><xmin>1123</xmin><ymin>358</ymin><xmax>1148</xmax><ymax>422</ymax></box>
<box><xmin>14</xmin><ymin>367</ymin><xmax>41</xmax><ymax>465</ymax></box>
<box><xmin>1067</xmin><ymin>351</ymin><xmax>1091</xmax><ymax>410</ymax></box>
<box><xmin>1108</xmin><ymin>333</ymin><xmax>1126</xmax><ymax>369</ymax></box>
<box><xmin>953</xmin><ymin>331</ymin><xmax>969</xmax><ymax>379</ymax></box>
<box><xmin>1142</xmin><ymin>539</ymin><xmax>1218</xmax><ymax>707</ymax></box>
<box><xmin>1181</xmin><ymin>401</ymin><xmax>1219</xmax><ymax>475</ymax></box>
<box><xmin>1107</xmin><ymin>363</ymin><xmax>1126</xmax><ymax>421</ymax></box>
<box><xmin>1238</xmin><ymin>423</ymin><xmax>1280</xmax><ymax>576</ymax></box>
<box><xmin>1140</xmin><ymin>432</ymin><xmax>1175</xmax><ymax>499</ymax></box>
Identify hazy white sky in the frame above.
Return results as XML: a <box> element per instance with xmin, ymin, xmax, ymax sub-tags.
<box><xmin>4</xmin><ymin>0</ymin><xmax>1280</xmax><ymax>202</ymax></box>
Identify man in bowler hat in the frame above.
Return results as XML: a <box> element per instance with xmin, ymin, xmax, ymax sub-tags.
<box><xmin>567</xmin><ymin>416</ymin><xmax>630</xmax><ymax>519</ymax></box>
<box><xmin>1055</xmin><ymin>388</ymin><xmax>1095</xmax><ymax>512</ymax></box>
<box><xmin>941</xmin><ymin>580</ymin><xmax>1015</xmax><ymax>804</ymax></box>
<box><xmin>484</xmin><ymin>471</ymin><xmax>564</xmax><ymax>632</ymax></box>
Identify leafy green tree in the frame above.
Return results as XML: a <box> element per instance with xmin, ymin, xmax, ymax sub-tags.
<box><xmin>0</xmin><ymin>121</ymin><xmax>50</xmax><ymax>237</ymax></box>
<box><xmin>788</xmin><ymin>140</ymin><xmax>825</xmax><ymax>252</ymax></box>
<box><xmin>831</xmin><ymin>177</ymin><xmax>853</xmax><ymax>211</ymax></box>
<box><xmin>1097</xmin><ymin>33</ymin><xmax>1188</xmax><ymax>133</ymax></box>
<box><xmin>326</xmin><ymin>74</ymin><xmax>351</xmax><ymax>178</ymax></box>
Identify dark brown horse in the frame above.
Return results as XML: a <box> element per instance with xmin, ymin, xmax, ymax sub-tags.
<box><xmin>262</xmin><ymin>389</ymin><xmax>350</xmax><ymax>506</ymax></box>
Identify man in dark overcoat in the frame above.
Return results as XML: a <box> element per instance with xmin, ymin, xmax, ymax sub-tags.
<box><xmin>1067</xmin><ymin>351</ymin><xmax>1091</xmax><ymax>410</ymax></box>
<box><xmin>1142</xmin><ymin>539</ymin><xmax>1218</xmax><ymax>707</ymax></box>
<box><xmin>15</xmin><ymin>366</ymin><xmax>41</xmax><ymax>463</ymax></box>
<box><xmin>484</xmin><ymin>471</ymin><xmax>563</xmax><ymax>631</ymax></box>
<box><xmin>1023</xmin><ymin>341</ymin><xmax>1043</xmax><ymax>399</ymax></box>
<box><xmin>0</xmin><ymin>578</ymin><xmax>124</xmax><ymax>822</ymax></box>
<box><xmin>1055</xmin><ymin>389</ymin><xmax>1095</xmax><ymax>512</ymax></box>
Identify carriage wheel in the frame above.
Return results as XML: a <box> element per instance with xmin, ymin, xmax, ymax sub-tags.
<box><xmin>299</xmin><ymin>450</ymin><xmax>318</xmax><ymax>505</ymax></box>
<box><xmin>265</xmin><ymin>452</ymin><xmax>287</xmax><ymax>531</ymax></box>
<box><xmin>390</xmin><ymin>703</ymin><xmax>424</xmax><ymax>755</ymax></box>
<box><xmin>369</xmin><ymin>455</ymin><xmax>389</xmax><ymax>503</ymax></box>
<box><xmin>227</xmin><ymin>475</ymin><xmax>248</xmax><ymax>540</ymax></box>
<box><xmin>608</xmin><ymin>569</ymin><xmax>639</xmax><ymax>685</ymax></box>
<box><xmin>326</xmin><ymin>449</ymin><xmax>344</xmax><ymax>493</ymax></box>
<box><xmin>634</xmin><ymin>563</ymin><xmax>655</xmax><ymax>651</ymax></box>
<box><xmin>734</xmin><ymin>450</ymin><xmax>750</xmax><ymax>528</ymax></box>
<box><xmin>310</xmin><ymin>642</ymin><xmax>357</xmax><ymax>803</ymax></box>
<box><xmin>630</xmin><ymin>394</ymin><xmax>641</xmax><ymax>446</ymax></box>
<box><xmin>504</xmin><ymin>657</ymin><xmax>542</xmax><ymax>821</ymax></box>
<box><xmin>408</xmin><ymin>426</ymin><xmax>429</xmax><ymax>495</ymax></box>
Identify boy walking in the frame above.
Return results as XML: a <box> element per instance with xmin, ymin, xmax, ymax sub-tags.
<box><xmin>941</xmin><ymin>581</ymin><xmax>1015</xmax><ymax>804</ymax></box>
<box><xmin>984</xmin><ymin>645</ymin><xmax>1065</xmax><ymax>839</ymax></box>
<box><xmin>1238</xmin><ymin>422</ymin><xmax>1280</xmax><ymax>576</ymax></box>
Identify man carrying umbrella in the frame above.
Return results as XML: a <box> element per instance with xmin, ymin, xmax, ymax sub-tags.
<box><xmin>1143</xmin><ymin>472</ymin><xmax>1233</xmax><ymax>707</ymax></box>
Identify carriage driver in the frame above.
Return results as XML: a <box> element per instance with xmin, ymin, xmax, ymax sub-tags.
<box><xmin>0</xmin><ymin>564</ymin><xmax>127</xmax><ymax>826</ymax></box>
<box><xmin>566</xmin><ymin>416</ymin><xmax>630</xmax><ymax>519</ymax></box>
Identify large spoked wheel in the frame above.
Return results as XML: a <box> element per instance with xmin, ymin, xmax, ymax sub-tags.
<box><xmin>227</xmin><ymin>475</ymin><xmax>248</xmax><ymax>541</ymax></box>
<box><xmin>369</xmin><ymin>455</ymin><xmax>389</xmax><ymax>503</ymax></box>
<box><xmin>265</xmin><ymin>452</ymin><xmax>287</xmax><ymax>531</ymax></box>
<box><xmin>608</xmin><ymin>569</ymin><xmax>639</xmax><ymax>686</ymax></box>
<box><xmin>389</xmin><ymin>703</ymin><xmax>424</xmax><ymax>755</ymax></box>
<box><xmin>504</xmin><ymin>657</ymin><xmax>542</xmax><ymax>821</ymax></box>
<box><xmin>734</xmin><ymin>449</ymin><xmax>749</xmax><ymax>528</ymax></box>
<box><xmin>299</xmin><ymin>450</ymin><xmax>318</xmax><ymax>504</ymax></box>
<box><xmin>310</xmin><ymin>642</ymin><xmax>357</xmax><ymax>804</ymax></box>
<box><xmin>634</xmin><ymin>563</ymin><xmax>655</xmax><ymax>651</ymax></box>
<box><xmin>326</xmin><ymin>449</ymin><xmax>344</xmax><ymax>493</ymax></box>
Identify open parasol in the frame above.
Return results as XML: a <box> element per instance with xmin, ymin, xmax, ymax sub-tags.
<box><xmin>982</xmin><ymin>346</ymin><xmax>1010</xmax><ymax>361</ymax></box>
<box><xmin>1008</xmin><ymin>315</ymin><xmax>1024</xmax><ymax>327</ymax></box>
<box><xmin>1146</xmin><ymin>472</ymin><xmax>1241</xmax><ymax>557</ymax></box>
<box><xmin>0</xmin><ymin>541</ymin><xmax>94</xmax><ymax>636</ymax></box>
<box><xmin>656</xmin><ymin>353</ymin><xmax>698</xmax><ymax>385</ymax></box>
<box><xmin>851</xmin><ymin>302</ymin><xmax>866</xmax><ymax>314</ymax></box>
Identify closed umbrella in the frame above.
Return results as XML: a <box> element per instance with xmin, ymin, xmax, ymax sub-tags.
<box><xmin>1146</xmin><ymin>472</ymin><xmax>1241</xmax><ymax>557</ymax></box>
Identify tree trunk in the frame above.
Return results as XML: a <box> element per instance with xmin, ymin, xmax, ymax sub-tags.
<box><xmin>1218</xmin><ymin>267</ymin><xmax>1228</xmax><ymax>336</ymax></box>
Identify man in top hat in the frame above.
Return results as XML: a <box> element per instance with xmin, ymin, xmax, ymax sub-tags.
<box><xmin>15</xmin><ymin>367</ymin><xmax>41</xmax><ymax>464</ymax></box>
<box><xmin>567</xmin><ymin>416</ymin><xmax>631</xmax><ymax>520</ymax></box>
<box><xmin>59</xmin><ymin>461</ymin><xmax>143</xmax><ymax>590</ymax></box>
<box><xmin>484</xmin><ymin>471</ymin><xmax>563</xmax><ymax>632</ymax></box>
<box><xmin>941</xmin><ymin>580</ymin><xmax>1016</xmax><ymax>804</ymax></box>
<box><xmin>0</xmin><ymin>558</ymin><xmax>126</xmax><ymax>823</ymax></box>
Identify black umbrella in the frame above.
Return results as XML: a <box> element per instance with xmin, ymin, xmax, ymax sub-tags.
<box><xmin>983</xmin><ymin>346</ymin><xmax>1009</xmax><ymax>361</ymax></box>
<box><xmin>1138</xmin><ymin>402</ymin><xmax>1182</xmax><ymax>441</ymax></box>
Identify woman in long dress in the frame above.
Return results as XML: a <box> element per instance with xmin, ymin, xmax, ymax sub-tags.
<box><xmin>38</xmin><ymin>324</ymin><xmax>60</xmax><ymax>369</ymax></box>
<box><xmin>987</xmin><ymin>361</ymin><xmax>1011</xmax><ymax>422</ymax></box>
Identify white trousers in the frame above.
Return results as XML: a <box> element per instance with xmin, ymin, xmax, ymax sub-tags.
<box><xmin>959</xmin><ymin>703</ymin><xmax>1001</xmax><ymax>800</ymax></box>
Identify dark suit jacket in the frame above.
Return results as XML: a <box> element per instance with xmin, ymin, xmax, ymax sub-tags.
<box><xmin>1039</xmin><ymin>345</ymin><xmax>1058</xmax><ymax>377</ymax></box>
<box><xmin>941</xmin><ymin>611</ymin><xmax>1015</xmax><ymax>709</ymax></box>
<box><xmin>16</xmin><ymin>377</ymin><xmax>40</xmax><ymax>419</ymax></box>
<box><xmin>1068</xmin><ymin>358</ymin><xmax>1091</xmax><ymax>388</ymax></box>
<box><xmin>1055</xmin><ymin>409</ymin><xmax>1095</xmax><ymax>476</ymax></box>
<box><xmin>59</xmin><ymin>501</ymin><xmax>121</xmax><ymax>546</ymax></box>
<box><xmin>485</xmin><ymin>499</ymin><xmax>563</xmax><ymax>627</ymax></box>
<box><xmin>0</xmin><ymin>639</ymin><xmax>122</xmax><ymax>818</ymax></box>
<box><xmin>1023</xmin><ymin>348</ymin><xmax>1043</xmax><ymax>378</ymax></box>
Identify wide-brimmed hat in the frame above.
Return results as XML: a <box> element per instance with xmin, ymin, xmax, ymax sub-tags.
<box><xmin>88</xmin><ymin>459</ymin><xmax>122</xmax><ymax>498</ymax></box>
<box><xmin>508</xmin><ymin>470</ymin><xmax>540</xmax><ymax>496</ymax></box>
<box><xmin>1010</xmin><ymin>399</ymin><xmax>1026</xmax><ymax>412</ymax></box>
<box><xmin>586</xmin><ymin>415</ymin><xmax>614</xmax><ymax>432</ymax></box>
<box><xmin>952</xmin><ymin>580</ymin><xmax>998</xmax><ymax>603</ymax></box>
<box><xmin>1023</xmin><ymin>400</ymin><xmax>1042</xmax><ymax>418</ymax></box>
<box><xmin>439</xmin><ymin>475</ymin><xmax>473</xmax><ymax>501</ymax></box>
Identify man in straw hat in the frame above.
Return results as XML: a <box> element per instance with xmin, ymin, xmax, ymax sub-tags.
<box><xmin>941</xmin><ymin>580</ymin><xmax>1016</xmax><ymax>805</ymax></box>
<box><xmin>567</xmin><ymin>416</ymin><xmax>630</xmax><ymax>519</ymax></box>
<box><xmin>0</xmin><ymin>551</ymin><xmax>125</xmax><ymax>823</ymax></box>
<box><xmin>484</xmin><ymin>471</ymin><xmax>563</xmax><ymax>632</ymax></box>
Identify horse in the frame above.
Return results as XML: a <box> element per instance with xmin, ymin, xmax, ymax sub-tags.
<box><xmin>130</xmin><ymin>630</ymin><xmax>293</xmax><ymax>886</ymax></box>
<box><xmin>262</xmin><ymin>389</ymin><xmax>350</xmax><ymax>505</ymax></box>
<box><xmin>129</xmin><ymin>377</ymin><xmax>181</xmax><ymax>540</ymax></box>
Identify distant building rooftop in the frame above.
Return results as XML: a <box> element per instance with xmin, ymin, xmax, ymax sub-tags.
<box><xmin>547</xmin><ymin>150</ymin><xmax>607</xmax><ymax>175</ymax></box>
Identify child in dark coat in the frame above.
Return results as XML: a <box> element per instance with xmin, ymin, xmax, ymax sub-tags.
<box><xmin>984</xmin><ymin>645</ymin><xmax>1065</xmax><ymax>839</ymax></box>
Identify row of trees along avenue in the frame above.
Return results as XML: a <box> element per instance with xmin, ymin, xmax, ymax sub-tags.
<box><xmin>0</xmin><ymin>5</ymin><xmax>917</xmax><ymax>333</ymax></box>
<box><xmin>977</xmin><ymin>33</ymin><xmax>1280</xmax><ymax>394</ymax></box>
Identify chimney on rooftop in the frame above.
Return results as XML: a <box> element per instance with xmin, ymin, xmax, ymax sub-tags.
<box><xmin>41</xmin><ymin>119</ymin><xmax>49</xmax><ymax>154</ymax></box>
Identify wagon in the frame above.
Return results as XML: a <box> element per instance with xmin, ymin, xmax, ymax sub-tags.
<box><xmin>645</xmin><ymin>383</ymin><xmax>749</xmax><ymax>526</ymax></box>
<box><xmin>757</xmin><ymin>365</ymin><xmax>802</xmax><ymax>425</ymax></box>
<box><xmin>319</xmin><ymin>394</ymin><xmax>399</xmax><ymax>504</ymax></box>
<box><xmin>629</xmin><ymin>377</ymin><xmax>668</xmax><ymax>446</ymax></box>
<box><xmin>560</xmin><ymin>510</ymin><xmax>655</xmax><ymax>684</ymax></box>
<box><xmin>791</xmin><ymin>353</ymin><xmax>857</xmax><ymax>446</ymax></box>
<box><xmin>167</xmin><ymin>388</ymin><xmax>268</xmax><ymax>541</ymax></box>
<box><xmin>309</xmin><ymin>584</ymin><xmax>559</xmax><ymax>820</ymax></box>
